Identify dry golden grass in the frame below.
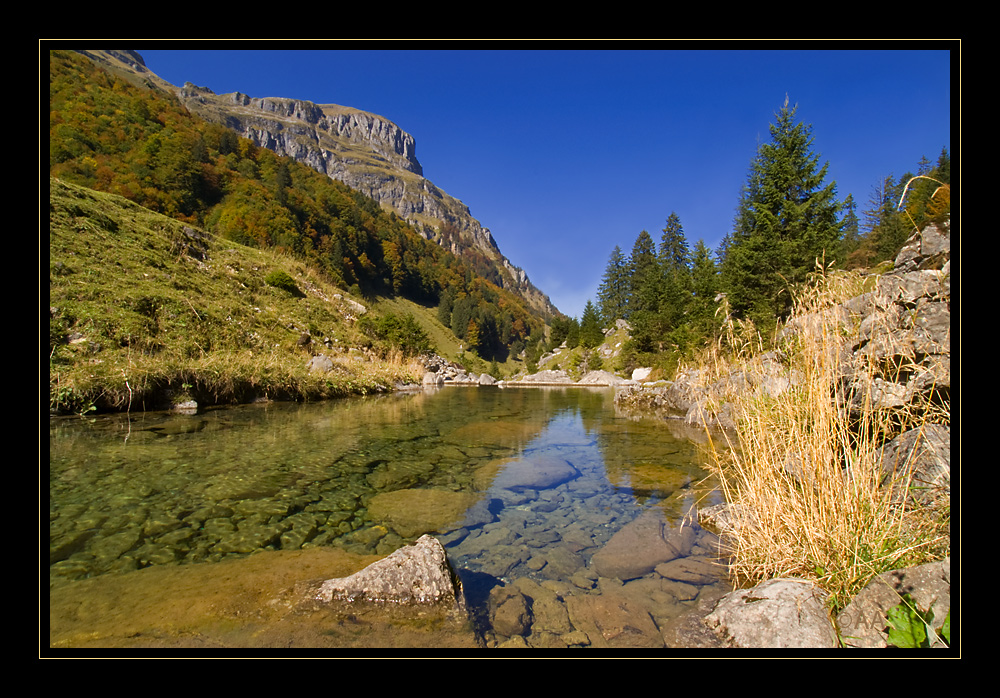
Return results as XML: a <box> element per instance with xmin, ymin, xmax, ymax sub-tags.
<box><xmin>695</xmin><ymin>265</ymin><xmax>950</xmax><ymax>611</ymax></box>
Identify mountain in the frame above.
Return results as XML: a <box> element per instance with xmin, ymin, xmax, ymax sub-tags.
<box><xmin>74</xmin><ymin>49</ymin><xmax>558</xmax><ymax>319</ymax></box>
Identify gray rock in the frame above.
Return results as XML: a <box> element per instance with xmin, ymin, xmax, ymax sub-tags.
<box><xmin>877</xmin><ymin>424</ymin><xmax>950</xmax><ymax>502</ymax></box>
<box><xmin>704</xmin><ymin>577</ymin><xmax>839</xmax><ymax>648</ymax></box>
<box><xmin>518</xmin><ymin>369</ymin><xmax>573</xmax><ymax>384</ymax></box>
<box><xmin>306</xmin><ymin>354</ymin><xmax>335</xmax><ymax>374</ymax></box>
<box><xmin>578</xmin><ymin>370</ymin><xmax>624</xmax><ymax>385</ymax></box>
<box><xmin>422</xmin><ymin>371</ymin><xmax>444</xmax><ymax>386</ymax></box>
<box><xmin>313</xmin><ymin>535</ymin><xmax>466</xmax><ymax>615</ymax></box>
<box><xmin>837</xmin><ymin>557</ymin><xmax>950</xmax><ymax>648</ymax></box>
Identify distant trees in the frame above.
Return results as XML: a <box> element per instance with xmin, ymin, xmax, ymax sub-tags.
<box><xmin>844</xmin><ymin>147</ymin><xmax>950</xmax><ymax>270</ymax></box>
<box><xmin>579</xmin><ymin>99</ymin><xmax>948</xmax><ymax>378</ymax></box>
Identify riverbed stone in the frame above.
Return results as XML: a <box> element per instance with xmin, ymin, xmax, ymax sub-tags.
<box><xmin>492</xmin><ymin>454</ymin><xmax>580</xmax><ymax>491</ymax></box>
<box><xmin>564</xmin><ymin>591</ymin><xmax>665</xmax><ymax>648</ymax></box>
<box><xmin>704</xmin><ymin>577</ymin><xmax>838</xmax><ymax>648</ymax></box>
<box><xmin>489</xmin><ymin>585</ymin><xmax>533</xmax><ymax>637</ymax></box>
<box><xmin>655</xmin><ymin>555</ymin><xmax>728</xmax><ymax>585</ymax></box>
<box><xmin>590</xmin><ymin>509</ymin><xmax>695</xmax><ymax>580</ymax></box>
<box><xmin>511</xmin><ymin>577</ymin><xmax>573</xmax><ymax>635</ymax></box>
<box><xmin>366</xmin><ymin>488</ymin><xmax>480</xmax><ymax>538</ymax></box>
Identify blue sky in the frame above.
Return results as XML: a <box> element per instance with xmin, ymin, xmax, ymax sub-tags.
<box><xmin>137</xmin><ymin>45</ymin><xmax>954</xmax><ymax>320</ymax></box>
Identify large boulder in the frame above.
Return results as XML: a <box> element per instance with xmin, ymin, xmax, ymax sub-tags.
<box><xmin>313</xmin><ymin>534</ymin><xmax>466</xmax><ymax>615</ymax></box>
<box><xmin>877</xmin><ymin>423</ymin><xmax>950</xmax><ymax>503</ymax></box>
<box><xmin>703</xmin><ymin>577</ymin><xmax>839</xmax><ymax>648</ymax></box>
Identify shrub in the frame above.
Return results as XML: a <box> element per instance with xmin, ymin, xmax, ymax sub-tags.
<box><xmin>264</xmin><ymin>269</ymin><xmax>303</xmax><ymax>297</ymax></box>
<box><xmin>358</xmin><ymin>311</ymin><xmax>433</xmax><ymax>357</ymax></box>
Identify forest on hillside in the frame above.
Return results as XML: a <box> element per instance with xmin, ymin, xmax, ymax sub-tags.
<box><xmin>558</xmin><ymin>98</ymin><xmax>951</xmax><ymax>376</ymax></box>
<box><xmin>48</xmin><ymin>49</ymin><xmax>541</xmax><ymax>363</ymax></box>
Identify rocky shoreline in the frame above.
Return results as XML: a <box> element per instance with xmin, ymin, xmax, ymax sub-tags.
<box><xmin>612</xmin><ymin>221</ymin><xmax>953</xmax><ymax>648</ymax></box>
<box><xmin>354</xmin><ymin>220</ymin><xmax>953</xmax><ymax>649</ymax></box>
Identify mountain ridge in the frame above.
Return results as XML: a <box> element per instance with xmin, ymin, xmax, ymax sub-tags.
<box><xmin>77</xmin><ymin>49</ymin><xmax>558</xmax><ymax>318</ymax></box>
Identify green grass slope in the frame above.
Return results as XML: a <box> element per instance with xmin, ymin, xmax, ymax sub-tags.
<box><xmin>48</xmin><ymin>177</ymin><xmax>423</xmax><ymax>415</ymax></box>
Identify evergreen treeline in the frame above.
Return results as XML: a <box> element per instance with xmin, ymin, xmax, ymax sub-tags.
<box><xmin>48</xmin><ymin>50</ymin><xmax>538</xmax><ymax>361</ymax></box>
<box><xmin>582</xmin><ymin>97</ymin><xmax>951</xmax><ymax>374</ymax></box>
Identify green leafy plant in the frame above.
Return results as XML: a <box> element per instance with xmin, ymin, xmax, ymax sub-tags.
<box><xmin>885</xmin><ymin>593</ymin><xmax>950</xmax><ymax>648</ymax></box>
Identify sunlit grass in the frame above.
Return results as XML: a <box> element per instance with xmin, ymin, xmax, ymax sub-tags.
<box><xmin>693</xmin><ymin>265</ymin><xmax>950</xmax><ymax>611</ymax></box>
<box><xmin>48</xmin><ymin>177</ymin><xmax>423</xmax><ymax>414</ymax></box>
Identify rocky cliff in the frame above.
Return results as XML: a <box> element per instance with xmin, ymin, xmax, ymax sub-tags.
<box><xmin>78</xmin><ymin>50</ymin><xmax>557</xmax><ymax>318</ymax></box>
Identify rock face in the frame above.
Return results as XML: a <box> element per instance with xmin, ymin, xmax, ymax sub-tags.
<box><xmin>314</xmin><ymin>534</ymin><xmax>466</xmax><ymax>615</ymax></box>
<box><xmin>76</xmin><ymin>50</ymin><xmax>558</xmax><ymax>318</ymax></box>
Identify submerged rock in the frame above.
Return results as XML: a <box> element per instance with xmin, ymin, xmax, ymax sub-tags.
<box><xmin>591</xmin><ymin>509</ymin><xmax>694</xmax><ymax>580</ymax></box>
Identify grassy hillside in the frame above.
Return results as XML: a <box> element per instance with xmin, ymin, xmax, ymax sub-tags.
<box><xmin>48</xmin><ymin>177</ymin><xmax>424</xmax><ymax>415</ymax></box>
<box><xmin>47</xmin><ymin>48</ymin><xmax>545</xmax><ymax>375</ymax></box>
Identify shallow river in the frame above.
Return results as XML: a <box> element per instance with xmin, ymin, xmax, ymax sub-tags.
<box><xmin>47</xmin><ymin>385</ymin><xmax>732</xmax><ymax>650</ymax></box>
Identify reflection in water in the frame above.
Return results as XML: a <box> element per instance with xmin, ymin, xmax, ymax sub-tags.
<box><xmin>48</xmin><ymin>387</ymin><xmax>730</xmax><ymax>649</ymax></box>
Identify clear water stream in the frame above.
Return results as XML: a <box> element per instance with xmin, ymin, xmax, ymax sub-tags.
<box><xmin>48</xmin><ymin>385</ymin><xmax>732</xmax><ymax>648</ymax></box>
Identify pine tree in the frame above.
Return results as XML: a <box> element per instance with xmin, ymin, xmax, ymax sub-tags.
<box><xmin>596</xmin><ymin>245</ymin><xmax>629</xmax><ymax>326</ymax></box>
<box><xmin>580</xmin><ymin>300</ymin><xmax>604</xmax><ymax>349</ymax></box>
<box><xmin>720</xmin><ymin>97</ymin><xmax>842</xmax><ymax>326</ymax></box>
<box><xmin>627</xmin><ymin>229</ymin><xmax>659</xmax><ymax>319</ymax></box>
<box><xmin>689</xmin><ymin>239</ymin><xmax>719</xmax><ymax>336</ymax></box>
<box><xmin>657</xmin><ymin>212</ymin><xmax>693</xmax><ymax>332</ymax></box>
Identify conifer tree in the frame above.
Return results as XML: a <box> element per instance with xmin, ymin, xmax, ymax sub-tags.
<box><xmin>720</xmin><ymin>97</ymin><xmax>842</xmax><ymax>326</ymax></box>
<box><xmin>627</xmin><ymin>229</ymin><xmax>662</xmax><ymax>351</ymax></box>
<box><xmin>627</xmin><ymin>229</ymin><xmax>659</xmax><ymax>320</ymax></box>
<box><xmin>580</xmin><ymin>300</ymin><xmax>604</xmax><ymax>349</ymax></box>
<box><xmin>657</xmin><ymin>212</ymin><xmax>693</xmax><ymax>332</ymax></box>
<box><xmin>596</xmin><ymin>245</ymin><xmax>629</xmax><ymax>326</ymax></box>
<box><xmin>688</xmin><ymin>239</ymin><xmax>719</xmax><ymax>336</ymax></box>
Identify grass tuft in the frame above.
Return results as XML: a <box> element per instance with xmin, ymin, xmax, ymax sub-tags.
<box><xmin>694</xmin><ymin>264</ymin><xmax>949</xmax><ymax>611</ymax></box>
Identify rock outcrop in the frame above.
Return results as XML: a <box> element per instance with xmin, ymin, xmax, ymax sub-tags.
<box><xmin>617</xmin><ymin>220</ymin><xmax>951</xmax><ymax>437</ymax></box>
<box><xmin>76</xmin><ymin>50</ymin><xmax>559</xmax><ymax>319</ymax></box>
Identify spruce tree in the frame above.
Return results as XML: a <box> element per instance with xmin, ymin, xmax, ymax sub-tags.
<box><xmin>596</xmin><ymin>245</ymin><xmax>629</xmax><ymax>326</ymax></box>
<box><xmin>627</xmin><ymin>229</ymin><xmax>662</xmax><ymax>352</ymax></box>
<box><xmin>627</xmin><ymin>229</ymin><xmax>659</xmax><ymax>320</ymax></box>
<box><xmin>720</xmin><ymin>97</ymin><xmax>842</xmax><ymax>326</ymax></box>
<box><xmin>689</xmin><ymin>239</ymin><xmax>719</xmax><ymax>336</ymax></box>
<box><xmin>580</xmin><ymin>300</ymin><xmax>604</xmax><ymax>349</ymax></box>
<box><xmin>658</xmin><ymin>212</ymin><xmax>693</xmax><ymax>332</ymax></box>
